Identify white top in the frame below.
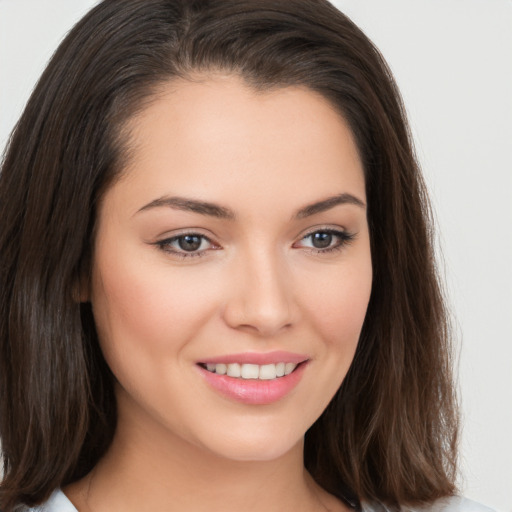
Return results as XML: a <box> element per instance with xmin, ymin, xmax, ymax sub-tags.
<box><xmin>24</xmin><ymin>489</ymin><xmax>497</xmax><ymax>512</ymax></box>
<box><xmin>361</xmin><ymin>496</ymin><xmax>497</xmax><ymax>511</ymax></box>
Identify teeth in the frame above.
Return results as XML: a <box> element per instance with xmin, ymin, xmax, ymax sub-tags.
<box><xmin>204</xmin><ymin>362</ymin><xmax>299</xmax><ymax>380</ymax></box>
<box><xmin>241</xmin><ymin>364</ymin><xmax>259</xmax><ymax>379</ymax></box>
<box><xmin>284</xmin><ymin>362</ymin><xmax>296</xmax><ymax>375</ymax></box>
<box><xmin>259</xmin><ymin>364</ymin><xmax>276</xmax><ymax>380</ymax></box>
<box><xmin>215</xmin><ymin>363</ymin><xmax>227</xmax><ymax>375</ymax></box>
<box><xmin>226</xmin><ymin>363</ymin><xmax>241</xmax><ymax>377</ymax></box>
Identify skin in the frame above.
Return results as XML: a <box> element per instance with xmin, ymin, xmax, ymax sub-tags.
<box><xmin>65</xmin><ymin>75</ymin><xmax>372</xmax><ymax>512</ymax></box>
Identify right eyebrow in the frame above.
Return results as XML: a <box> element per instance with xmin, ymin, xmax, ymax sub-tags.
<box><xmin>135</xmin><ymin>196</ymin><xmax>236</xmax><ymax>220</ymax></box>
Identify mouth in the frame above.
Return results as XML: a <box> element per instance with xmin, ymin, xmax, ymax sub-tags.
<box><xmin>196</xmin><ymin>355</ymin><xmax>309</xmax><ymax>405</ymax></box>
<box><xmin>197</xmin><ymin>361</ymin><xmax>304</xmax><ymax>380</ymax></box>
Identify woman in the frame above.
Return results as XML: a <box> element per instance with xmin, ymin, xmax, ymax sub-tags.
<box><xmin>0</xmin><ymin>1</ymin><xmax>493</xmax><ymax>511</ymax></box>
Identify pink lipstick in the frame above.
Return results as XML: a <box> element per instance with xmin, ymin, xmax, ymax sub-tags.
<box><xmin>196</xmin><ymin>351</ymin><xmax>309</xmax><ymax>405</ymax></box>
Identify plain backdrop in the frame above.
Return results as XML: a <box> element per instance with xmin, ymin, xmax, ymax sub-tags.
<box><xmin>1</xmin><ymin>1</ymin><xmax>511</xmax><ymax>511</ymax></box>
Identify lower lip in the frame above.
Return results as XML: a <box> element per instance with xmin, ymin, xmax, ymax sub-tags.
<box><xmin>197</xmin><ymin>362</ymin><xmax>308</xmax><ymax>405</ymax></box>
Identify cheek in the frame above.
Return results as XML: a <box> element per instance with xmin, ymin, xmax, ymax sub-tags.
<box><xmin>321</xmin><ymin>278</ymin><xmax>371</xmax><ymax>338</ymax></box>
<box><xmin>89</xmin><ymin>244</ymin><xmax>219</xmax><ymax>370</ymax></box>
<box><xmin>303</xmin><ymin>251</ymin><xmax>372</xmax><ymax>358</ymax></box>
<box><xmin>288</xmin><ymin>250</ymin><xmax>372</xmax><ymax>428</ymax></box>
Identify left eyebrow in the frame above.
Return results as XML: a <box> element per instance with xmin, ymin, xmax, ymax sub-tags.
<box><xmin>294</xmin><ymin>193</ymin><xmax>366</xmax><ymax>219</ymax></box>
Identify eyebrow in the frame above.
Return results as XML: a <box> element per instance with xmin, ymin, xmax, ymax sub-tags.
<box><xmin>137</xmin><ymin>196</ymin><xmax>236</xmax><ymax>219</ymax></box>
<box><xmin>136</xmin><ymin>193</ymin><xmax>366</xmax><ymax>220</ymax></box>
<box><xmin>295</xmin><ymin>193</ymin><xmax>366</xmax><ymax>218</ymax></box>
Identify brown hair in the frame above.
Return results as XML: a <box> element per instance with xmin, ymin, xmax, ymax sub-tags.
<box><xmin>0</xmin><ymin>0</ymin><xmax>458</xmax><ymax>510</ymax></box>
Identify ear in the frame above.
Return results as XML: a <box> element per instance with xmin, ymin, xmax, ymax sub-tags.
<box><xmin>73</xmin><ymin>283</ymin><xmax>90</xmax><ymax>303</ymax></box>
<box><xmin>72</xmin><ymin>260</ymin><xmax>91</xmax><ymax>303</ymax></box>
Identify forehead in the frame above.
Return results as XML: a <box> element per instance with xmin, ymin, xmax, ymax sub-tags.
<box><xmin>106</xmin><ymin>75</ymin><xmax>365</xmax><ymax>218</ymax></box>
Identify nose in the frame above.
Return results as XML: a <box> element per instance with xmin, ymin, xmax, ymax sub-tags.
<box><xmin>222</xmin><ymin>248</ymin><xmax>297</xmax><ymax>337</ymax></box>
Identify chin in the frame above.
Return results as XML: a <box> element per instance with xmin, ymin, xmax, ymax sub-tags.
<box><xmin>195</xmin><ymin>426</ymin><xmax>304</xmax><ymax>463</ymax></box>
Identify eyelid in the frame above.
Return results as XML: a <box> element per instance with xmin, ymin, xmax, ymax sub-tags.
<box><xmin>151</xmin><ymin>225</ymin><xmax>355</xmax><ymax>259</ymax></box>
<box><xmin>153</xmin><ymin>231</ymin><xmax>220</xmax><ymax>259</ymax></box>
<box><xmin>293</xmin><ymin>227</ymin><xmax>356</xmax><ymax>253</ymax></box>
<box><xmin>294</xmin><ymin>224</ymin><xmax>350</xmax><ymax>241</ymax></box>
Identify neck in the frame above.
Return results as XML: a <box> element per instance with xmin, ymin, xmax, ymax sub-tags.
<box><xmin>64</xmin><ymin>390</ymin><xmax>341</xmax><ymax>512</ymax></box>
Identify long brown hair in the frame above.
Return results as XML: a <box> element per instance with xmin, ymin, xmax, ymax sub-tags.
<box><xmin>0</xmin><ymin>1</ymin><xmax>458</xmax><ymax>510</ymax></box>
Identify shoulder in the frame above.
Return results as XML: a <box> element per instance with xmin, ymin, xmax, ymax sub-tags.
<box><xmin>20</xmin><ymin>490</ymin><xmax>77</xmax><ymax>512</ymax></box>
<box><xmin>414</xmin><ymin>496</ymin><xmax>497</xmax><ymax>512</ymax></box>
<box><xmin>19</xmin><ymin>491</ymin><xmax>495</xmax><ymax>512</ymax></box>
<box><xmin>362</xmin><ymin>496</ymin><xmax>497</xmax><ymax>512</ymax></box>
<box><xmin>429</xmin><ymin>496</ymin><xmax>497</xmax><ymax>512</ymax></box>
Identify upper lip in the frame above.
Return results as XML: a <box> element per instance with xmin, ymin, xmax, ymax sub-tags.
<box><xmin>198</xmin><ymin>351</ymin><xmax>309</xmax><ymax>365</ymax></box>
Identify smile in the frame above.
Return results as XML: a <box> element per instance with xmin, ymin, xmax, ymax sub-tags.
<box><xmin>196</xmin><ymin>355</ymin><xmax>309</xmax><ymax>405</ymax></box>
<box><xmin>200</xmin><ymin>362</ymin><xmax>298</xmax><ymax>380</ymax></box>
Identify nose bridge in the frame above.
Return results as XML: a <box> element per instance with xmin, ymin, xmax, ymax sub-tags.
<box><xmin>223</xmin><ymin>242</ymin><xmax>295</xmax><ymax>336</ymax></box>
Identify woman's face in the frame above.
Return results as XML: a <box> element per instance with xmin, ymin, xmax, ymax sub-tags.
<box><xmin>89</xmin><ymin>76</ymin><xmax>372</xmax><ymax>461</ymax></box>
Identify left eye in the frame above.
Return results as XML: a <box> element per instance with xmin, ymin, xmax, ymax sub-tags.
<box><xmin>157</xmin><ymin>234</ymin><xmax>214</xmax><ymax>255</ymax></box>
<box><xmin>296</xmin><ymin>229</ymin><xmax>353</xmax><ymax>251</ymax></box>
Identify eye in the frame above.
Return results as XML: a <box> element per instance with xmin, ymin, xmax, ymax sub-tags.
<box><xmin>155</xmin><ymin>233</ymin><xmax>217</xmax><ymax>258</ymax></box>
<box><xmin>294</xmin><ymin>229</ymin><xmax>355</xmax><ymax>253</ymax></box>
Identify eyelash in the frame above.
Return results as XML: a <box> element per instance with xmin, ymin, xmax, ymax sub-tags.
<box><xmin>154</xmin><ymin>228</ymin><xmax>355</xmax><ymax>260</ymax></box>
<box><xmin>154</xmin><ymin>233</ymin><xmax>217</xmax><ymax>259</ymax></box>
<box><xmin>295</xmin><ymin>229</ymin><xmax>355</xmax><ymax>255</ymax></box>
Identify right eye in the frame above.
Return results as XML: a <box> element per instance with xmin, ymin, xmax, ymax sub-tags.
<box><xmin>155</xmin><ymin>233</ymin><xmax>217</xmax><ymax>258</ymax></box>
